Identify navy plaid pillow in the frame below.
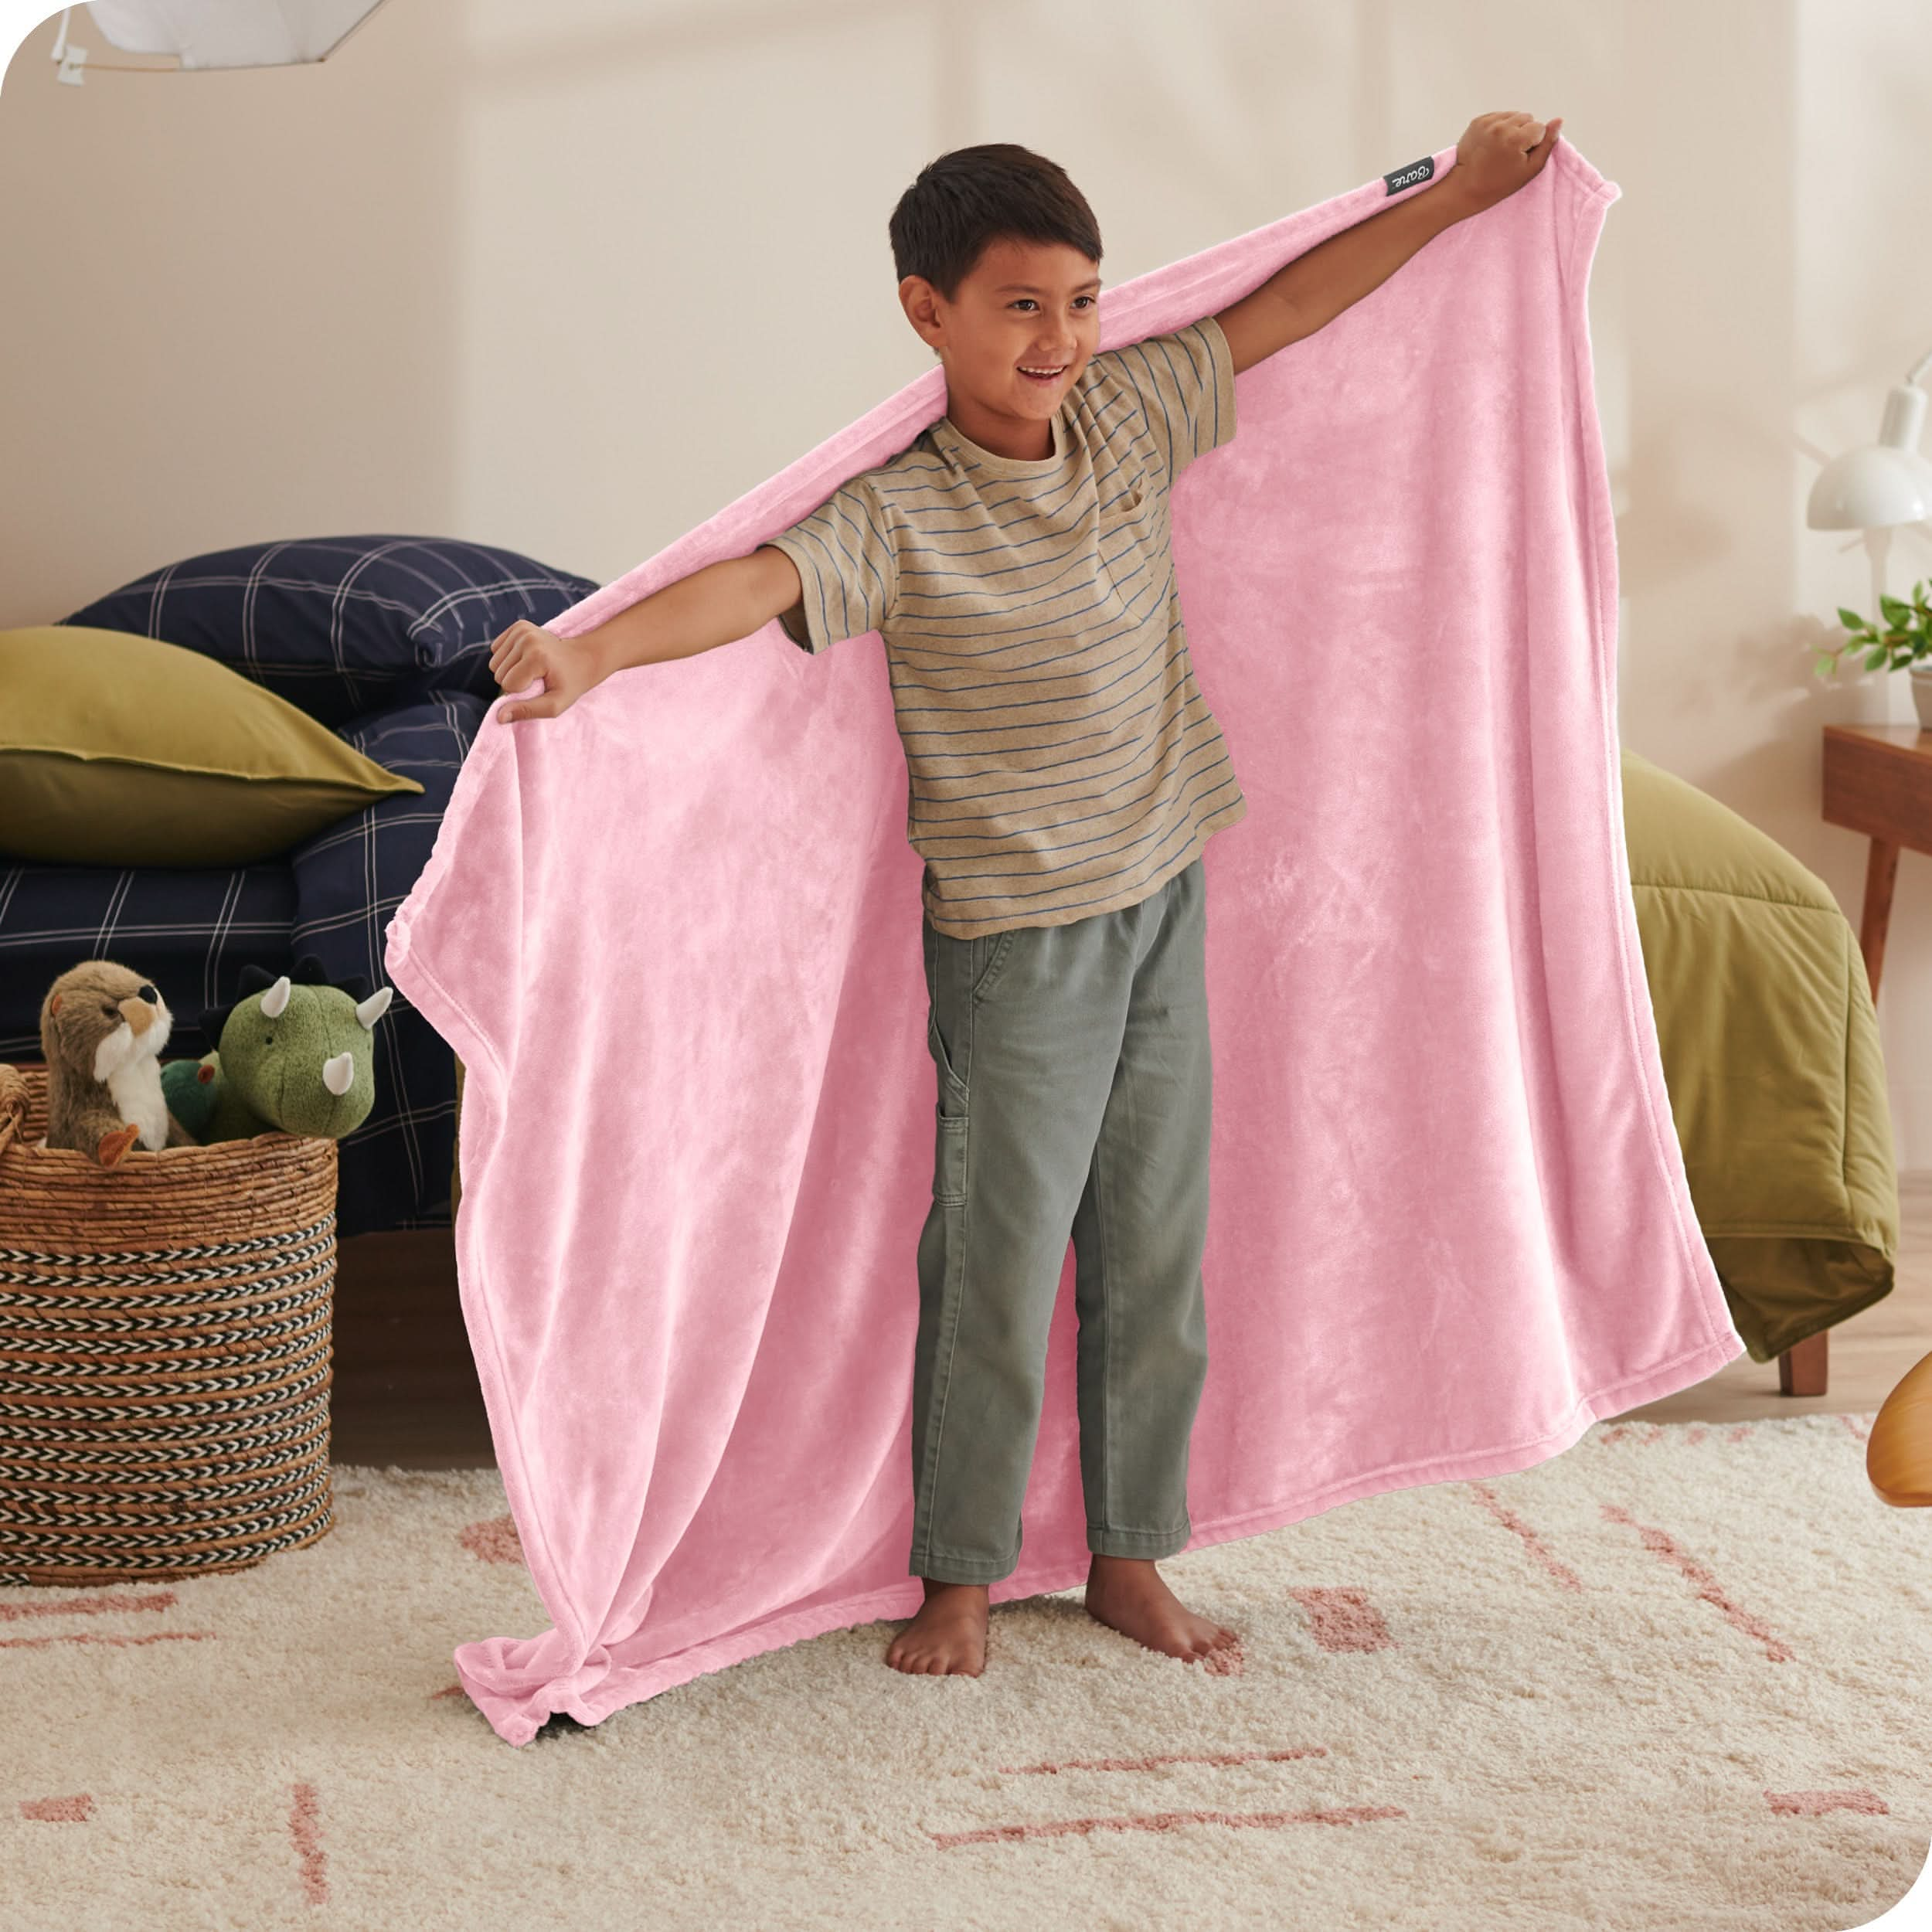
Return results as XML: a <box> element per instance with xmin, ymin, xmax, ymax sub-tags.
<box><xmin>60</xmin><ymin>534</ymin><xmax>601</xmax><ymax>728</ymax></box>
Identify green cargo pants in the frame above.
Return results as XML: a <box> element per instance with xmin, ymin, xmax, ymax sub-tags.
<box><xmin>910</xmin><ymin>855</ymin><xmax>1213</xmax><ymax>1584</ymax></box>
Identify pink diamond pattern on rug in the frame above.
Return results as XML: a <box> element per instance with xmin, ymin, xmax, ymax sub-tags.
<box><xmin>1465</xmin><ymin>1483</ymin><xmax>1586</xmax><ymax>1591</ymax></box>
<box><xmin>19</xmin><ymin>1795</ymin><xmax>93</xmax><ymax>1821</ymax></box>
<box><xmin>0</xmin><ymin>1589</ymin><xmax>176</xmax><ymax>1623</ymax></box>
<box><xmin>1596</xmin><ymin>1423</ymin><xmax>1671</xmax><ymax>1447</ymax></box>
<box><xmin>460</xmin><ymin>1515</ymin><xmax>526</xmax><ymax>1566</ymax></box>
<box><xmin>1200</xmin><ymin>1635</ymin><xmax>1245</xmax><ymax>1676</ymax></box>
<box><xmin>0</xmin><ymin>1585</ymin><xmax>213</xmax><ymax>1655</ymax></box>
<box><xmin>289</xmin><ymin>1781</ymin><xmax>328</xmax><ymax>1904</ymax></box>
<box><xmin>998</xmin><ymin>1745</ymin><xmax>1327</xmax><ymax>1776</ymax></box>
<box><xmin>1289</xmin><ymin>1587</ymin><xmax>1393</xmax><ymax>1651</ymax></box>
<box><xmin>0</xmin><ymin>1629</ymin><xmax>215</xmax><ymax>1651</ymax></box>
<box><xmin>1602</xmin><ymin>1503</ymin><xmax>1796</xmax><ymax>1662</ymax></box>
<box><xmin>1766</xmin><ymin>1789</ymin><xmax>1889</xmax><ymax>1816</ymax></box>
<box><xmin>930</xmin><ymin>1804</ymin><xmax>1406</xmax><ymax>1848</ymax></box>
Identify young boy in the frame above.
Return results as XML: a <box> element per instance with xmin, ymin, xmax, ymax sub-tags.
<box><xmin>489</xmin><ymin>113</ymin><xmax>1560</xmax><ymax>1679</ymax></box>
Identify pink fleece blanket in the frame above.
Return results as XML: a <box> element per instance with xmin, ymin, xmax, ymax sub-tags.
<box><xmin>383</xmin><ymin>136</ymin><xmax>1744</xmax><ymax>1747</ymax></box>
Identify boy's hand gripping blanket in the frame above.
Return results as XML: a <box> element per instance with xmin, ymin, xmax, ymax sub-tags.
<box><xmin>383</xmin><ymin>137</ymin><xmax>1745</xmax><ymax>1747</ymax></box>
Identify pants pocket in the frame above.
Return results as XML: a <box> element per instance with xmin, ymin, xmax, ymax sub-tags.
<box><xmin>927</xmin><ymin>1006</ymin><xmax>969</xmax><ymax>1111</ymax></box>
<box><xmin>932</xmin><ymin>1109</ymin><xmax>968</xmax><ymax>1206</ymax></box>
<box><xmin>923</xmin><ymin>918</ymin><xmax>971</xmax><ymax>1204</ymax></box>
<box><xmin>924</xmin><ymin>917</ymin><xmax>971</xmax><ymax>1115</ymax></box>
<box><xmin>971</xmin><ymin>927</ymin><xmax>1017</xmax><ymax>1002</ymax></box>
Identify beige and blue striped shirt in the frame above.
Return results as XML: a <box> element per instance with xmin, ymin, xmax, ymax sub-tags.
<box><xmin>764</xmin><ymin>315</ymin><xmax>1247</xmax><ymax>939</ymax></box>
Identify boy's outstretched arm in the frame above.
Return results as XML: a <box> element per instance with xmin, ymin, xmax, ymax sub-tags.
<box><xmin>1213</xmin><ymin>111</ymin><xmax>1563</xmax><ymax>376</ymax></box>
<box><xmin>490</xmin><ymin>547</ymin><xmax>802</xmax><ymax>723</ymax></box>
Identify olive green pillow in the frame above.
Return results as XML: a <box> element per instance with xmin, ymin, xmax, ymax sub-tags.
<box><xmin>0</xmin><ymin>624</ymin><xmax>425</xmax><ymax>867</ymax></box>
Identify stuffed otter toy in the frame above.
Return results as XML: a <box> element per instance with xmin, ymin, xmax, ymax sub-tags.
<box><xmin>39</xmin><ymin>958</ymin><xmax>199</xmax><ymax>1168</ymax></box>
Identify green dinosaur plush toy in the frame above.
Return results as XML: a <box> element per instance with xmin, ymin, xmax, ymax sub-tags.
<box><xmin>160</xmin><ymin>955</ymin><xmax>394</xmax><ymax>1143</ymax></box>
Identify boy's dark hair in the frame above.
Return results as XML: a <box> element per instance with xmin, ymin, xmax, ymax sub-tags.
<box><xmin>888</xmin><ymin>144</ymin><xmax>1103</xmax><ymax>301</ymax></box>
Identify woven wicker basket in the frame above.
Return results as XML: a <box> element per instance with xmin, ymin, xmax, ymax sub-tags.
<box><xmin>0</xmin><ymin>1061</ymin><xmax>337</xmax><ymax>1586</ymax></box>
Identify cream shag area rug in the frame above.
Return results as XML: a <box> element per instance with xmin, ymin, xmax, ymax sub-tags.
<box><xmin>4</xmin><ymin>1413</ymin><xmax>1930</xmax><ymax>1932</ymax></box>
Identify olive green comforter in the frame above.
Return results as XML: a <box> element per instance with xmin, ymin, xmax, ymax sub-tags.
<box><xmin>451</xmin><ymin>750</ymin><xmax>1901</xmax><ymax>1363</ymax></box>
<box><xmin>1623</xmin><ymin>747</ymin><xmax>1897</xmax><ymax>1361</ymax></box>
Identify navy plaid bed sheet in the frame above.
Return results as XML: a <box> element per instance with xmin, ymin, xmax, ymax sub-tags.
<box><xmin>0</xmin><ymin>692</ymin><xmax>488</xmax><ymax>1238</ymax></box>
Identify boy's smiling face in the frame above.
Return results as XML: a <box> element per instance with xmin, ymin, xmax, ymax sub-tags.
<box><xmin>900</xmin><ymin>235</ymin><xmax>1102</xmax><ymax>460</ymax></box>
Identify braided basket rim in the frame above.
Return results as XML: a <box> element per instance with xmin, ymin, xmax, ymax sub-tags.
<box><xmin>0</xmin><ymin>1060</ymin><xmax>332</xmax><ymax>1181</ymax></box>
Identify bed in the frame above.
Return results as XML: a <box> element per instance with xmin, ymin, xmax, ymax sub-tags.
<box><xmin>1621</xmin><ymin>747</ymin><xmax>1898</xmax><ymax>1369</ymax></box>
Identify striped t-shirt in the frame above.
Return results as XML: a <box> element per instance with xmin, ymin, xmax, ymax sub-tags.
<box><xmin>764</xmin><ymin>314</ymin><xmax>1247</xmax><ymax>939</ymax></box>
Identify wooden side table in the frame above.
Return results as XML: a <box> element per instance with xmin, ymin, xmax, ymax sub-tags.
<box><xmin>1810</xmin><ymin>723</ymin><xmax>1923</xmax><ymax>1397</ymax></box>
<box><xmin>1822</xmin><ymin>723</ymin><xmax>1932</xmax><ymax>998</ymax></box>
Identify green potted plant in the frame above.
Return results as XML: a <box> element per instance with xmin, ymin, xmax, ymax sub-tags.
<box><xmin>1815</xmin><ymin>578</ymin><xmax>1932</xmax><ymax>726</ymax></box>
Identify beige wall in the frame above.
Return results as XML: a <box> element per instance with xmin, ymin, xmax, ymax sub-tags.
<box><xmin>5</xmin><ymin>0</ymin><xmax>1932</xmax><ymax>1158</ymax></box>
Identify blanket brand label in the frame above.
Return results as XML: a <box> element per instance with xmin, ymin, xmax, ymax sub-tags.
<box><xmin>1383</xmin><ymin>156</ymin><xmax>1434</xmax><ymax>194</ymax></box>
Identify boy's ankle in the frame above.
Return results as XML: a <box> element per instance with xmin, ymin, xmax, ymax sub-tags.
<box><xmin>919</xmin><ymin>1576</ymin><xmax>990</xmax><ymax>1598</ymax></box>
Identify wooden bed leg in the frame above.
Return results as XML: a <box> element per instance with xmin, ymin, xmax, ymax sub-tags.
<box><xmin>1779</xmin><ymin>1330</ymin><xmax>1828</xmax><ymax>1397</ymax></box>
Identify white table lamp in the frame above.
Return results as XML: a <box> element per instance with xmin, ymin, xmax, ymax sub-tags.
<box><xmin>1808</xmin><ymin>348</ymin><xmax>1932</xmax><ymax>531</ymax></box>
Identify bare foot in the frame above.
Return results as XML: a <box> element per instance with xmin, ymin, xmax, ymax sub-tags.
<box><xmin>886</xmin><ymin>1579</ymin><xmax>988</xmax><ymax>1675</ymax></box>
<box><xmin>1084</xmin><ymin>1555</ymin><xmax>1237</xmax><ymax>1662</ymax></box>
